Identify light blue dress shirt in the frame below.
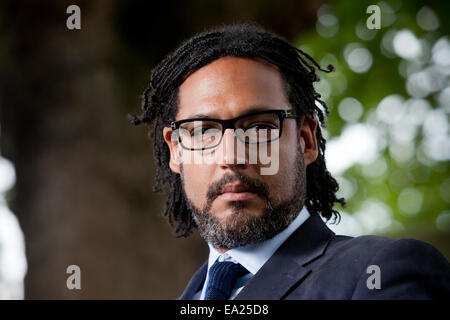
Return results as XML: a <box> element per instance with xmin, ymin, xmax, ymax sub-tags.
<box><xmin>193</xmin><ymin>205</ymin><xmax>311</xmax><ymax>300</ymax></box>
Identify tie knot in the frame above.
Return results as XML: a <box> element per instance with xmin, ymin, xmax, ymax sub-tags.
<box><xmin>205</xmin><ymin>261</ymin><xmax>249</xmax><ymax>300</ymax></box>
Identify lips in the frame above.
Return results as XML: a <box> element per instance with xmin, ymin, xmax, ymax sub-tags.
<box><xmin>221</xmin><ymin>184</ymin><xmax>252</xmax><ymax>193</ymax></box>
<box><xmin>219</xmin><ymin>184</ymin><xmax>257</xmax><ymax>201</ymax></box>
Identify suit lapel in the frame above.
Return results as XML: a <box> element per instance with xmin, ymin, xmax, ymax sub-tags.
<box><xmin>178</xmin><ymin>261</ymin><xmax>208</xmax><ymax>300</ymax></box>
<box><xmin>235</xmin><ymin>213</ymin><xmax>335</xmax><ymax>300</ymax></box>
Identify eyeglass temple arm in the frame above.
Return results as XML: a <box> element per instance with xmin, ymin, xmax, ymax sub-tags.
<box><xmin>284</xmin><ymin>109</ymin><xmax>318</xmax><ymax>121</ymax></box>
<box><xmin>283</xmin><ymin>109</ymin><xmax>297</xmax><ymax>118</ymax></box>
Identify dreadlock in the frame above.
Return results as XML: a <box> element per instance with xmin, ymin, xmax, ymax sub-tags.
<box><xmin>129</xmin><ymin>23</ymin><xmax>346</xmax><ymax>238</ymax></box>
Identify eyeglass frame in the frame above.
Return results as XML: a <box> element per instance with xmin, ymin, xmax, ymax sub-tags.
<box><xmin>169</xmin><ymin>109</ymin><xmax>299</xmax><ymax>151</ymax></box>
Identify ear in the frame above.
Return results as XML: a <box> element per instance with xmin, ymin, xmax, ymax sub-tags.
<box><xmin>163</xmin><ymin>126</ymin><xmax>181</xmax><ymax>174</ymax></box>
<box><xmin>299</xmin><ymin>114</ymin><xmax>319</xmax><ymax>165</ymax></box>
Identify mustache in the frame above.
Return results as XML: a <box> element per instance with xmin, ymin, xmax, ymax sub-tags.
<box><xmin>206</xmin><ymin>172</ymin><xmax>270</xmax><ymax>203</ymax></box>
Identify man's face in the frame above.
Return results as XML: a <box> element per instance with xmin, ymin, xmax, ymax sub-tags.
<box><xmin>163</xmin><ymin>57</ymin><xmax>318</xmax><ymax>250</ymax></box>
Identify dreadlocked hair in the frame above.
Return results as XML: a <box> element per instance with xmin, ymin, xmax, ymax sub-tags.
<box><xmin>129</xmin><ymin>23</ymin><xmax>345</xmax><ymax>238</ymax></box>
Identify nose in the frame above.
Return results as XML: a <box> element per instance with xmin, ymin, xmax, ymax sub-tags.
<box><xmin>217</xmin><ymin>129</ymin><xmax>248</xmax><ymax>169</ymax></box>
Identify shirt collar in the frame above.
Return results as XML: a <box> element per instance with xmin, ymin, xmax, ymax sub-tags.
<box><xmin>207</xmin><ymin>205</ymin><xmax>311</xmax><ymax>275</ymax></box>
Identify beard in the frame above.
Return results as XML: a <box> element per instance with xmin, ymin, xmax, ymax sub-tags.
<box><xmin>181</xmin><ymin>147</ymin><xmax>307</xmax><ymax>250</ymax></box>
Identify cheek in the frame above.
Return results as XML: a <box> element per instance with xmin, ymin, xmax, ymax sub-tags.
<box><xmin>267</xmin><ymin>129</ymin><xmax>301</xmax><ymax>201</ymax></box>
<box><xmin>269</xmin><ymin>157</ymin><xmax>295</xmax><ymax>202</ymax></box>
<box><xmin>181</xmin><ymin>164</ymin><xmax>212</xmax><ymax>206</ymax></box>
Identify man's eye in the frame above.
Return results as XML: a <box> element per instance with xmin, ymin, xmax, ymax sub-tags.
<box><xmin>191</xmin><ymin>127</ymin><xmax>212</xmax><ymax>135</ymax></box>
<box><xmin>246</xmin><ymin>123</ymin><xmax>277</xmax><ymax>130</ymax></box>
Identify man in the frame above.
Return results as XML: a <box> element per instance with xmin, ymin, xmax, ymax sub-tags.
<box><xmin>130</xmin><ymin>24</ymin><xmax>450</xmax><ymax>299</ymax></box>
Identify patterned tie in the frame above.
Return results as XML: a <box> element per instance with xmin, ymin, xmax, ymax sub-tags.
<box><xmin>204</xmin><ymin>261</ymin><xmax>249</xmax><ymax>300</ymax></box>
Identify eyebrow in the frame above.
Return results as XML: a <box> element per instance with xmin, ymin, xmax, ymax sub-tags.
<box><xmin>184</xmin><ymin>105</ymin><xmax>284</xmax><ymax>120</ymax></box>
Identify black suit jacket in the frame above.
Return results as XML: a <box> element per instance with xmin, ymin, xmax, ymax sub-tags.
<box><xmin>179</xmin><ymin>213</ymin><xmax>450</xmax><ymax>299</ymax></box>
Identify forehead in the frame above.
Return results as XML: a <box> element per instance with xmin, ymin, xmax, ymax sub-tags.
<box><xmin>177</xmin><ymin>56</ymin><xmax>290</xmax><ymax>119</ymax></box>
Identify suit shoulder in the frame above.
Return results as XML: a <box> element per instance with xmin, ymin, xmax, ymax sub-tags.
<box><xmin>327</xmin><ymin>234</ymin><xmax>449</xmax><ymax>266</ymax></box>
<box><xmin>328</xmin><ymin>234</ymin><xmax>449</xmax><ymax>271</ymax></box>
<box><xmin>323</xmin><ymin>235</ymin><xmax>450</xmax><ymax>299</ymax></box>
<box><xmin>316</xmin><ymin>235</ymin><xmax>397</xmax><ymax>275</ymax></box>
<box><xmin>347</xmin><ymin>237</ymin><xmax>450</xmax><ymax>299</ymax></box>
<box><xmin>367</xmin><ymin>237</ymin><xmax>449</xmax><ymax>267</ymax></box>
<box><xmin>328</xmin><ymin>234</ymin><xmax>397</xmax><ymax>254</ymax></box>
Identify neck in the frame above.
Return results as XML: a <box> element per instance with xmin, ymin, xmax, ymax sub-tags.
<box><xmin>216</xmin><ymin>247</ymin><xmax>230</xmax><ymax>254</ymax></box>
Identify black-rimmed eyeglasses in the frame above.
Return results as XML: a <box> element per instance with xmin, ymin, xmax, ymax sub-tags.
<box><xmin>170</xmin><ymin>109</ymin><xmax>298</xmax><ymax>151</ymax></box>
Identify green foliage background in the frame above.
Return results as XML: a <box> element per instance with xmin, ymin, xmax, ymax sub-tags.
<box><xmin>297</xmin><ymin>0</ymin><xmax>449</xmax><ymax>251</ymax></box>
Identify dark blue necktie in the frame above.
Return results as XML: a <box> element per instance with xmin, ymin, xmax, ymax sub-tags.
<box><xmin>204</xmin><ymin>261</ymin><xmax>249</xmax><ymax>300</ymax></box>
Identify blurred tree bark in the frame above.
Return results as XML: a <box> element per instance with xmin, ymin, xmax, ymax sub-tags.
<box><xmin>0</xmin><ymin>0</ymin><xmax>323</xmax><ymax>298</ymax></box>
